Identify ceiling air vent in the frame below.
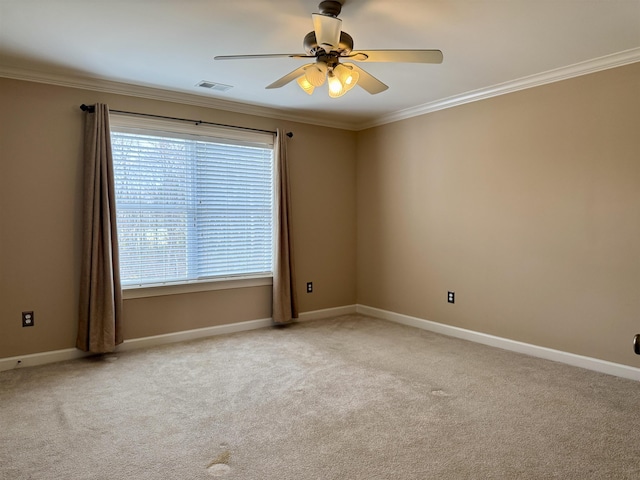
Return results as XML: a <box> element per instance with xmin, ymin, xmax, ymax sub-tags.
<box><xmin>196</xmin><ymin>80</ymin><xmax>233</xmax><ymax>92</ymax></box>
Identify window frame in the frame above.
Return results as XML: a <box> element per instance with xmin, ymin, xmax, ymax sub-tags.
<box><xmin>109</xmin><ymin>114</ymin><xmax>276</xmax><ymax>298</ymax></box>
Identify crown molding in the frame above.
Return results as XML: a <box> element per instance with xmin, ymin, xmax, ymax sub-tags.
<box><xmin>2</xmin><ymin>47</ymin><xmax>639</xmax><ymax>132</ymax></box>
<box><xmin>0</xmin><ymin>65</ymin><xmax>356</xmax><ymax>131</ymax></box>
<box><xmin>356</xmin><ymin>47</ymin><xmax>640</xmax><ymax>130</ymax></box>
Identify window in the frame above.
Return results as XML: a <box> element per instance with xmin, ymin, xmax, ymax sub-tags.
<box><xmin>110</xmin><ymin>115</ymin><xmax>274</xmax><ymax>288</ymax></box>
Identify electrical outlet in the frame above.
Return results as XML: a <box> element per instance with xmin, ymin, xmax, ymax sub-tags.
<box><xmin>307</xmin><ymin>282</ymin><xmax>313</xmax><ymax>293</ymax></box>
<box><xmin>22</xmin><ymin>311</ymin><xmax>34</xmax><ymax>327</ymax></box>
<box><xmin>447</xmin><ymin>291</ymin><xmax>455</xmax><ymax>304</ymax></box>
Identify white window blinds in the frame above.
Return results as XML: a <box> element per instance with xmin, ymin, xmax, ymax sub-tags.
<box><xmin>110</xmin><ymin>116</ymin><xmax>274</xmax><ymax>287</ymax></box>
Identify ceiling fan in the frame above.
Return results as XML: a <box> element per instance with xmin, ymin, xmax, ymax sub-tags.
<box><xmin>214</xmin><ymin>0</ymin><xmax>443</xmax><ymax>98</ymax></box>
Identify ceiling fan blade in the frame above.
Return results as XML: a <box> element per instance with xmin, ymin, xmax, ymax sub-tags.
<box><xmin>266</xmin><ymin>65</ymin><xmax>312</xmax><ymax>89</ymax></box>
<box><xmin>214</xmin><ymin>53</ymin><xmax>313</xmax><ymax>61</ymax></box>
<box><xmin>343</xmin><ymin>63</ymin><xmax>388</xmax><ymax>95</ymax></box>
<box><xmin>312</xmin><ymin>13</ymin><xmax>342</xmax><ymax>50</ymax></box>
<box><xmin>350</xmin><ymin>49</ymin><xmax>443</xmax><ymax>64</ymax></box>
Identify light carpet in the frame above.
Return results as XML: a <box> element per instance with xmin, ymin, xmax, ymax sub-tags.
<box><xmin>1</xmin><ymin>314</ymin><xmax>640</xmax><ymax>479</ymax></box>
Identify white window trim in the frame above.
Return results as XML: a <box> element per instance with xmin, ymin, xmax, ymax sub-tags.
<box><xmin>122</xmin><ymin>275</ymin><xmax>273</xmax><ymax>299</ymax></box>
<box><xmin>111</xmin><ymin>113</ymin><xmax>276</xmax><ymax>297</ymax></box>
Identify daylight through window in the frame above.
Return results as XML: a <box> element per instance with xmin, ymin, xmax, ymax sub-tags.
<box><xmin>110</xmin><ymin>115</ymin><xmax>274</xmax><ymax>287</ymax></box>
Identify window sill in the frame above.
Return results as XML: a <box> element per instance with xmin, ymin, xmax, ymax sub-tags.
<box><xmin>122</xmin><ymin>275</ymin><xmax>273</xmax><ymax>299</ymax></box>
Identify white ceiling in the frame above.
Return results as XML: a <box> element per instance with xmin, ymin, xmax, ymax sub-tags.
<box><xmin>1</xmin><ymin>0</ymin><xmax>639</xmax><ymax>130</ymax></box>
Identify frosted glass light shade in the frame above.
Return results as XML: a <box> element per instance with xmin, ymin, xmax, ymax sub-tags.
<box><xmin>304</xmin><ymin>63</ymin><xmax>327</xmax><ymax>87</ymax></box>
<box><xmin>334</xmin><ymin>64</ymin><xmax>359</xmax><ymax>93</ymax></box>
<box><xmin>297</xmin><ymin>76</ymin><xmax>315</xmax><ymax>95</ymax></box>
<box><xmin>327</xmin><ymin>71</ymin><xmax>345</xmax><ymax>98</ymax></box>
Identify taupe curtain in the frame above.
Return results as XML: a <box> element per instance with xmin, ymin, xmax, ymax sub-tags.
<box><xmin>272</xmin><ymin>129</ymin><xmax>298</xmax><ymax>324</ymax></box>
<box><xmin>76</xmin><ymin>104</ymin><xmax>123</xmax><ymax>353</ymax></box>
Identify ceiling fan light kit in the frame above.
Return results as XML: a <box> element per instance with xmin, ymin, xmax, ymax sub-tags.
<box><xmin>214</xmin><ymin>0</ymin><xmax>443</xmax><ymax>99</ymax></box>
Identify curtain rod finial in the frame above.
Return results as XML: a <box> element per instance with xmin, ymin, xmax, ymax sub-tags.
<box><xmin>80</xmin><ymin>104</ymin><xmax>95</xmax><ymax>113</ymax></box>
<box><xmin>286</xmin><ymin>132</ymin><xmax>293</xmax><ymax>138</ymax></box>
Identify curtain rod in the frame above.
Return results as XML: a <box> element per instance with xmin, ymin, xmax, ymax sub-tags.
<box><xmin>79</xmin><ymin>104</ymin><xmax>293</xmax><ymax>138</ymax></box>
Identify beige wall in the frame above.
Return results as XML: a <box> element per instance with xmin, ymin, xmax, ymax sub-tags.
<box><xmin>357</xmin><ymin>62</ymin><xmax>640</xmax><ymax>367</ymax></box>
<box><xmin>2</xmin><ymin>63</ymin><xmax>639</xmax><ymax>368</ymax></box>
<box><xmin>0</xmin><ymin>78</ymin><xmax>357</xmax><ymax>358</ymax></box>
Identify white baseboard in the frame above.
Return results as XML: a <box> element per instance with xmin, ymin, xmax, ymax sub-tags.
<box><xmin>0</xmin><ymin>317</ymin><xmax>273</xmax><ymax>372</ymax></box>
<box><xmin>0</xmin><ymin>348</ymin><xmax>91</xmax><ymax>373</ymax></box>
<box><xmin>357</xmin><ymin>304</ymin><xmax>640</xmax><ymax>382</ymax></box>
<box><xmin>8</xmin><ymin>304</ymin><xmax>634</xmax><ymax>381</ymax></box>
<box><xmin>0</xmin><ymin>306</ymin><xmax>358</xmax><ymax>372</ymax></box>
<box><xmin>298</xmin><ymin>304</ymin><xmax>358</xmax><ymax>322</ymax></box>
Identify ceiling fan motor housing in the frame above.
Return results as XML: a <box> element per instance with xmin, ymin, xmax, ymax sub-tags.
<box><xmin>303</xmin><ymin>31</ymin><xmax>354</xmax><ymax>56</ymax></box>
